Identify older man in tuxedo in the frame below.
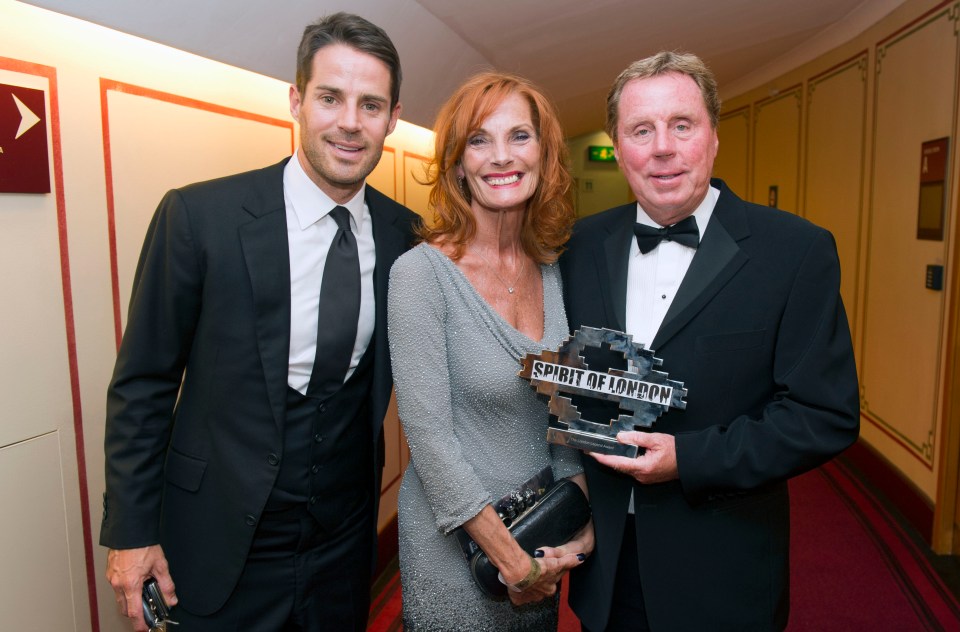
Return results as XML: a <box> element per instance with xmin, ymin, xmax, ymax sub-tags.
<box><xmin>100</xmin><ymin>13</ymin><xmax>419</xmax><ymax>631</ymax></box>
<box><xmin>562</xmin><ymin>51</ymin><xmax>859</xmax><ymax>632</ymax></box>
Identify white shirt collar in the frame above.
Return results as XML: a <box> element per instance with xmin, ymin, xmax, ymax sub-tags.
<box><xmin>634</xmin><ymin>185</ymin><xmax>720</xmax><ymax>242</ymax></box>
<box><xmin>284</xmin><ymin>150</ymin><xmax>367</xmax><ymax>231</ymax></box>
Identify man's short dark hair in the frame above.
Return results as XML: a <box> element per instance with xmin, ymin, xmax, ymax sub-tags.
<box><xmin>296</xmin><ymin>12</ymin><xmax>402</xmax><ymax>108</ymax></box>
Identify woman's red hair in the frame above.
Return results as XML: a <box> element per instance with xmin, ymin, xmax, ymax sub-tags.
<box><xmin>418</xmin><ymin>71</ymin><xmax>574</xmax><ymax>263</ymax></box>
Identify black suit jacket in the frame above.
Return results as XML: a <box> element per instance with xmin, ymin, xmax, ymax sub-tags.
<box><xmin>99</xmin><ymin>158</ymin><xmax>418</xmax><ymax>614</ymax></box>
<box><xmin>561</xmin><ymin>180</ymin><xmax>859</xmax><ymax>632</ymax></box>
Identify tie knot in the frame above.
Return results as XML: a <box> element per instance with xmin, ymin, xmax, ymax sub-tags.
<box><xmin>633</xmin><ymin>215</ymin><xmax>699</xmax><ymax>254</ymax></box>
<box><xmin>329</xmin><ymin>206</ymin><xmax>352</xmax><ymax>232</ymax></box>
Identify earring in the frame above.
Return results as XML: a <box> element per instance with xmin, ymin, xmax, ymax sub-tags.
<box><xmin>457</xmin><ymin>175</ymin><xmax>465</xmax><ymax>191</ymax></box>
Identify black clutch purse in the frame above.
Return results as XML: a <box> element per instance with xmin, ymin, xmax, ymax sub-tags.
<box><xmin>467</xmin><ymin>477</ymin><xmax>591</xmax><ymax>599</ymax></box>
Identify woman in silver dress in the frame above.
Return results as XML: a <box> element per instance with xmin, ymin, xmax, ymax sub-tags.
<box><xmin>388</xmin><ymin>71</ymin><xmax>594</xmax><ymax>631</ymax></box>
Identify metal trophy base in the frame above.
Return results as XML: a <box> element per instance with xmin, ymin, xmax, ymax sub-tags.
<box><xmin>547</xmin><ymin>427</ymin><xmax>639</xmax><ymax>458</ymax></box>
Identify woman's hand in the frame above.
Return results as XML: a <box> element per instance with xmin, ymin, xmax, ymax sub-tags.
<box><xmin>506</xmin><ymin>472</ymin><xmax>595</xmax><ymax>604</ymax></box>
<box><xmin>507</xmin><ymin>517</ymin><xmax>595</xmax><ymax>606</ymax></box>
<box><xmin>505</xmin><ymin>550</ymin><xmax>584</xmax><ymax>606</ymax></box>
<box><xmin>550</xmin><ymin>518</ymin><xmax>595</xmax><ymax>561</ymax></box>
<box><xmin>464</xmin><ymin>472</ymin><xmax>595</xmax><ymax>606</ymax></box>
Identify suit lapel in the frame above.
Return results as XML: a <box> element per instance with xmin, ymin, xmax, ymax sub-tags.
<box><xmin>239</xmin><ymin>160</ymin><xmax>291</xmax><ymax>430</ymax></box>
<box><xmin>595</xmin><ymin>204</ymin><xmax>635</xmax><ymax>332</ymax></box>
<box><xmin>651</xmin><ymin>181</ymin><xmax>750</xmax><ymax>350</ymax></box>
<box><xmin>367</xmin><ymin>186</ymin><xmax>410</xmax><ymax>429</ymax></box>
<box><xmin>368</xmin><ymin>187</ymin><xmax>407</xmax><ymax>318</ymax></box>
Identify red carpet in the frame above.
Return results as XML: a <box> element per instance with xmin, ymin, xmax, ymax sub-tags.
<box><xmin>787</xmin><ymin>459</ymin><xmax>960</xmax><ymax>631</ymax></box>
<box><xmin>367</xmin><ymin>562</ymin><xmax>403</xmax><ymax>632</ymax></box>
<box><xmin>368</xmin><ymin>459</ymin><xmax>960</xmax><ymax>631</ymax></box>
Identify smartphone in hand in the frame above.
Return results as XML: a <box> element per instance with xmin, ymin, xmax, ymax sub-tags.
<box><xmin>142</xmin><ymin>577</ymin><xmax>177</xmax><ymax>630</ymax></box>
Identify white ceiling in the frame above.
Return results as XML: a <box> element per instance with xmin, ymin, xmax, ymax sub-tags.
<box><xmin>21</xmin><ymin>0</ymin><xmax>906</xmax><ymax>137</ymax></box>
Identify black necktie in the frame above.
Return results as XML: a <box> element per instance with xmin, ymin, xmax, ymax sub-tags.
<box><xmin>633</xmin><ymin>216</ymin><xmax>700</xmax><ymax>254</ymax></box>
<box><xmin>307</xmin><ymin>206</ymin><xmax>360</xmax><ymax>398</ymax></box>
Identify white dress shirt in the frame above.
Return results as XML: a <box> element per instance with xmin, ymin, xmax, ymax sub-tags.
<box><xmin>624</xmin><ymin>186</ymin><xmax>718</xmax><ymax>512</ymax></box>
<box><xmin>284</xmin><ymin>153</ymin><xmax>377</xmax><ymax>394</ymax></box>
<box><xmin>625</xmin><ymin>186</ymin><xmax>719</xmax><ymax>349</ymax></box>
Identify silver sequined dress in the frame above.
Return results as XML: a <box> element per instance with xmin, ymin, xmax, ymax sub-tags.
<box><xmin>387</xmin><ymin>244</ymin><xmax>583</xmax><ymax>631</ymax></box>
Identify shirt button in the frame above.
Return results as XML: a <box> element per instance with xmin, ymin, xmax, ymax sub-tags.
<box><xmin>314</xmin><ymin>434</ymin><xmax>323</xmax><ymax>443</ymax></box>
<box><xmin>318</xmin><ymin>403</ymin><xmax>326</xmax><ymax>414</ymax></box>
<box><xmin>311</xmin><ymin>464</ymin><xmax>320</xmax><ymax>474</ymax></box>
<box><xmin>309</xmin><ymin>496</ymin><xmax>318</xmax><ymax>505</ymax></box>
<box><xmin>245</xmin><ymin>515</ymin><xmax>256</xmax><ymax>526</ymax></box>
<box><xmin>267</xmin><ymin>453</ymin><xmax>279</xmax><ymax>466</ymax></box>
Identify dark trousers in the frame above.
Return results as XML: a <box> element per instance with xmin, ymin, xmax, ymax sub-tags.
<box><xmin>170</xmin><ymin>506</ymin><xmax>374</xmax><ymax>631</ymax></box>
<box><xmin>583</xmin><ymin>514</ymin><xmax>651</xmax><ymax>632</ymax></box>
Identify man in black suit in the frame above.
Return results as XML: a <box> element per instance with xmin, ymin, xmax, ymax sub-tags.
<box><xmin>100</xmin><ymin>13</ymin><xmax>419</xmax><ymax>631</ymax></box>
<box><xmin>562</xmin><ymin>52</ymin><xmax>859</xmax><ymax>632</ymax></box>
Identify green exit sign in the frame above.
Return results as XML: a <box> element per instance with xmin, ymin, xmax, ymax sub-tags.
<box><xmin>588</xmin><ymin>146</ymin><xmax>616</xmax><ymax>162</ymax></box>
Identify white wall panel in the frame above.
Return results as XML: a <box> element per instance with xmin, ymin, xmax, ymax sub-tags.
<box><xmin>715</xmin><ymin>106</ymin><xmax>750</xmax><ymax>196</ymax></box>
<box><xmin>804</xmin><ymin>55</ymin><xmax>868</xmax><ymax>333</ymax></box>
<box><xmin>0</xmin><ymin>433</ymin><xmax>75</xmax><ymax>630</ymax></box>
<box><xmin>105</xmin><ymin>86</ymin><xmax>293</xmax><ymax>332</ymax></box>
<box><xmin>861</xmin><ymin>6</ymin><xmax>959</xmax><ymax>488</ymax></box>
<box><xmin>752</xmin><ymin>87</ymin><xmax>802</xmax><ymax>212</ymax></box>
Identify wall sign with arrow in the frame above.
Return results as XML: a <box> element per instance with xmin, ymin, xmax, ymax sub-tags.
<box><xmin>0</xmin><ymin>84</ymin><xmax>50</xmax><ymax>193</ymax></box>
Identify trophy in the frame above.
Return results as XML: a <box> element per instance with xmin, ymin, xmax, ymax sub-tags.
<box><xmin>519</xmin><ymin>326</ymin><xmax>686</xmax><ymax>457</ymax></box>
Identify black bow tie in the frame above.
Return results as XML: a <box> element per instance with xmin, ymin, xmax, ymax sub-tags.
<box><xmin>633</xmin><ymin>216</ymin><xmax>700</xmax><ymax>254</ymax></box>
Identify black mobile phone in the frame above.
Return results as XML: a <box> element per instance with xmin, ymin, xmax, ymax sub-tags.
<box><xmin>142</xmin><ymin>577</ymin><xmax>177</xmax><ymax>630</ymax></box>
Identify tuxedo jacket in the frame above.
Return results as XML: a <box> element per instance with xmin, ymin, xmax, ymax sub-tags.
<box><xmin>99</xmin><ymin>158</ymin><xmax>419</xmax><ymax>614</ymax></box>
<box><xmin>561</xmin><ymin>180</ymin><xmax>859</xmax><ymax>632</ymax></box>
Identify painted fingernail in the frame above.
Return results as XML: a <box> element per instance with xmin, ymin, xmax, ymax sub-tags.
<box><xmin>577</xmin><ymin>553</ymin><xmax>586</xmax><ymax>561</ymax></box>
<box><xmin>534</xmin><ymin>549</ymin><xmax>545</xmax><ymax>558</ymax></box>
